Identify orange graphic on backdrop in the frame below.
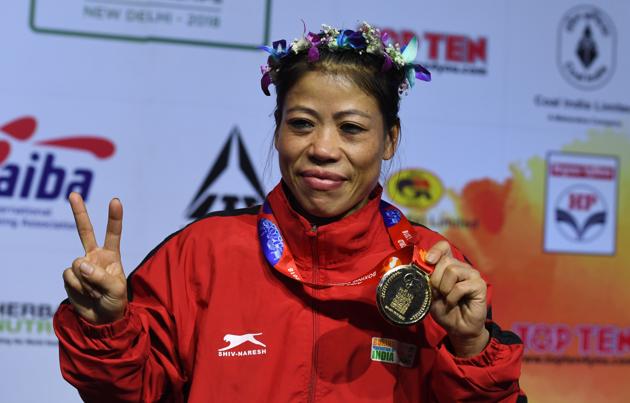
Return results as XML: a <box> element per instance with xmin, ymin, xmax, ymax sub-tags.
<box><xmin>441</xmin><ymin>131</ymin><xmax>630</xmax><ymax>402</ymax></box>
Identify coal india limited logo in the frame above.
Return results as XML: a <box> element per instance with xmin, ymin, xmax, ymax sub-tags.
<box><xmin>555</xmin><ymin>184</ymin><xmax>607</xmax><ymax>243</ymax></box>
<box><xmin>557</xmin><ymin>5</ymin><xmax>616</xmax><ymax>90</ymax></box>
<box><xmin>386</xmin><ymin>169</ymin><xmax>443</xmax><ymax>210</ymax></box>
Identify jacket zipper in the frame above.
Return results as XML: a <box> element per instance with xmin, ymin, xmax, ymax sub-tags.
<box><xmin>308</xmin><ymin>224</ymin><xmax>319</xmax><ymax>403</ymax></box>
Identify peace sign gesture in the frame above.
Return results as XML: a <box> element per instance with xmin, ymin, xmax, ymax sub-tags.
<box><xmin>62</xmin><ymin>193</ymin><xmax>128</xmax><ymax>324</ymax></box>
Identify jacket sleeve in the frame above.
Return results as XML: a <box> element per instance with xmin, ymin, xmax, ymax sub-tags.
<box><xmin>422</xmin><ymin>232</ymin><xmax>527</xmax><ymax>402</ymax></box>
<box><xmin>430</xmin><ymin>320</ymin><xmax>526</xmax><ymax>402</ymax></box>
<box><xmin>53</xmin><ymin>230</ymin><xmax>203</xmax><ymax>402</ymax></box>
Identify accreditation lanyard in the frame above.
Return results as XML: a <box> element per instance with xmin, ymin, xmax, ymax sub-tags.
<box><xmin>257</xmin><ymin>199</ymin><xmax>434</xmax><ymax>286</ymax></box>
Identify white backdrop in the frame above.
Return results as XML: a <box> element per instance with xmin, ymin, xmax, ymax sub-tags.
<box><xmin>1</xmin><ymin>1</ymin><xmax>629</xmax><ymax>401</ymax></box>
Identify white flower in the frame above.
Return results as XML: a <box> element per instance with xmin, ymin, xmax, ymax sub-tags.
<box><xmin>291</xmin><ymin>38</ymin><xmax>310</xmax><ymax>53</ymax></box>
<box><xmin>321</xmin><ymin>24</ymin><xmax>339</xmax><ymax>37</ymax></box>
<box><xmin>386</xmin><ymin>45</ymin><xmax>405</xmax><ymax>67</ymax></box>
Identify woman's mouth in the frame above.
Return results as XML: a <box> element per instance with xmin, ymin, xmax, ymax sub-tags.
<box><xmin>300</xmin><ymin>169</ymin><xmax>347</xmax><ymax>191</ymax></box>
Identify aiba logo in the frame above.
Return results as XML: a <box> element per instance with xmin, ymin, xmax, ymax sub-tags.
<box><xmin>557</xmin><ymin>5</ymin><xmax>616</xmax><ymax>90</ymax></box>
<box><xmin>379</xmin><ymin>27</ymin><xmax>488</xmax><ymax>75</ymax></box>
<box><xmin>555</xmin><ymin>184</ymin><xmax>606</xmax><ymax>242</ymax></box>
<box><xmin>187</xmin><ymin>126</ymin><xmax>265</xmax><ymax>219</ymax></box>
<box><xmin>386</xmin><ymin>168</ymin><xmax>443</xmax><ymax>210</ymax></box>
<box><xmin>0</xmin><ymin>116</ymin><xmax>115</xmax><ymax>201</ymax></box>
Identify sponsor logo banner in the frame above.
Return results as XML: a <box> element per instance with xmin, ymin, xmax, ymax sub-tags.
<box><xmin>525</xmin><ymin>5</ymin><xmax>629</xmax><ymax>129</ymax></box>
<box><xmin>557</xmin><ymin>5</ymin><xmax>616</xmax><ymax>91</ymax></box>
<box><xmin>386</xmin><ymin>168</ymin><xmax>443</xmax><ymax>211</ymax></box>
<box><xmin>514</xmin><ymin>322</ymin><xmax>630</xmax><ymax>365</ymax></box>
<box><xmin>533</xmin><ymin>94</ymin><xmax>630</xmax><ymax>129</ymax></box>
<box><xmin>385</xmin><ymin>168</ymin><xmax>478</xmax><ymax>231</ymax></box>
<box><xmin>0</xmin><ymin>116</ymin><xmax>115</xmax><ymax>232</ymax></box>
<box><xmin>30</xmin><ymin>0</ymin><xmax>271</xmax><ymax>49</ymax></box>
<box><xmin>187</xmin><ymin>126</ymin><xmax>264</xmax><ymax>219</ymax></box>
<box><xmin>379</xmin><ymin>28</ymin><xmax>488</xmax><ymax>76</ymax></box>
<box><xmin>0</xmin><ymin>302</ymin><xmax>56</xmax><ymax>347</ymax></box>
<box><xmin>544</xmin><ymin>152</ymin><xmax>618</xmax><ymax>255</ymax></box>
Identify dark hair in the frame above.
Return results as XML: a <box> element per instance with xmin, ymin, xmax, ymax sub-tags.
<box><xmin>271</xmin><ymin>48</ymin><xmax>406</xmax><ymax>134</ymax></box>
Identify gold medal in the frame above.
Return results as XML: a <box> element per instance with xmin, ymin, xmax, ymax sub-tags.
<box><xmin>376</xmin><ymin>264</ymin><xmax>431</xmax><ymax>326</ymax></box>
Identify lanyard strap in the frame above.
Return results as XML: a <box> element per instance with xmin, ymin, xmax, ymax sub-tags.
<box><xmin>258</xmin><ymin>198</ymin><xmax>433</xmax><ymax>286</ymax></box>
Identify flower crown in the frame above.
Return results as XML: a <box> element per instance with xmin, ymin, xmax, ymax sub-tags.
<box><xmin>260</xmin><ymin>22</ymin><xmax>431</xmax><ymax>96</ymax></box>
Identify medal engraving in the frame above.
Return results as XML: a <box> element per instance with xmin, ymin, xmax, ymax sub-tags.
<box><xmin>376</xmin><ymin>264</ymin><xmax>431</xmax><ymax>326</ymax></box>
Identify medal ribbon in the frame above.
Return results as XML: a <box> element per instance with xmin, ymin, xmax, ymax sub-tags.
<box><xmin>258</xmin><ymin>198</ymin><xmax>434</xmax><ymax>287</ymax></box>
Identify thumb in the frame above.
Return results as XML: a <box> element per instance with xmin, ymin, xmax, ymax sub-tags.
<box><xmin>79</xmin><ymin>261</ymin><xmax>122</xmax><ymax>295</ymax></box>
<box><xmin>425</xmin><ymin>240</ymin><xmax>453</xmax><ymax>264</ymax></box>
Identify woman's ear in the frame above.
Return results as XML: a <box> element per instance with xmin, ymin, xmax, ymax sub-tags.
<box><xmin>273</xmin><ymin>108</ymin><xmax>282</xmax><ymax>151</ymax></box>
<box><xmin>273</xmin><ymin>129</ymin><xmax>279</xmax><ymax>151</ymax></box>
<box><xmin>383</xmin><ymin>121</ymin><xmax>400</xmax><ymax>161</ymax></box>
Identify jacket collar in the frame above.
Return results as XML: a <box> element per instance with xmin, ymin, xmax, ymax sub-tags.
<box><xmin>266</xmin><ymin>182</ymin><xmax>395</xmax><ymax>283</ymax></box>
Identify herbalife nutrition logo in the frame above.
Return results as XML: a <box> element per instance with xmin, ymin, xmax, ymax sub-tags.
<box><xmin>187</xmin><ymin>127</ymin><xmax>265</xmax><ymax>219</ymax></box>
<box><xmin>0</xmin><ymin>302</ymin><xmax>56</xmax><ymax>347</ymax></box>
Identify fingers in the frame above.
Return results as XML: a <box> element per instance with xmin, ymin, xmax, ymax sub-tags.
<box><xmin>69</xmin><ymin>192</ymin><xmax>98</xmax><ymax>253</ymax></box>
<box><xmin>63</xmin><ymin>267</ymin><xmax>86</xmax><ymax>296</ymax></box>
<box><xmin>430</xmin><ymin>254</ymin><xmax>458</xmax><ymax>290</ymax></box>
<box><xmin>74</xmin><ymin>258</ymin><xmax>125</xmax><ymax>300</ymax></box>
<box><xmin>104</xmin><ymin>198</ymin><xmax>123</xmax><ymax>252</ymax></box>
<box><xmin>444</xmin><ymin>278</ymin><xmax>485</xmax><ymax>309</ymax></box>
<box><xmin>432</xmin><ymin>261</ymin><xmax>476</xmax><ymax>293</ymax></box>
<box><xmin>66</xmin><ymin>263</ymin><xmax>102</xmax><ymax>300</ymax></box>
<box><xmin>70</xmin><ymin>258</ymin><xmax>102</xmax><ymax>299</ymax></box>
<box><xmin>64</xmin><ymin>257</ymin><xmax>128</xmax><ymax>324</ymax></box>
<box><xmin>429</xmin><ymin>255</ymin><xmax>485</xmax><ymax>308</ymax></box>
<box><xmin>425</xmin><ymin>240</ymin><xmax>453</xmax><ymax>265</ymax></box>
<box><xmin>63</xmin><ymin>268</ymin><xmax>97</xmax><ymax>311</ymax></box>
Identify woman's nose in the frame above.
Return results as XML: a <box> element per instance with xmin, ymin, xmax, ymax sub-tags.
<box><xmin>307</xmin><ymin>128</ymin><xmax>341</xmax><ymax>163</ymax></box>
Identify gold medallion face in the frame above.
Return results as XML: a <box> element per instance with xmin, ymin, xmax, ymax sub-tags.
<box><xmin>376</xmin><ymin>264</ymin><xmax>431</xmax><ymax>326</ymax></box>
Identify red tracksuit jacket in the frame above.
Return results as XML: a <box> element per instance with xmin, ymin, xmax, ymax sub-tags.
<box><xmin>54</xmin><ymin>183</ymin><xmax>526</xmax><ymax>402</ymax></box>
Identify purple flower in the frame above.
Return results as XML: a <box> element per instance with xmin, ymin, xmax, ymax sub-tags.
<box><xmin>347</xmin><ymin>30</ymin><xmax>366</xmax><ymax>49</ymax></box>
<box><xmin>337</xmin><ymin>29</ymin><xmax>366</xmax><ymax>48</ymax></box>
<box><xmin>260</xmin><ymin>39</ymin><xmax>290</xmax><ymax>60</ymax></box>
<box><xmin>381</xmin><ymin>53</ymin><xmax>393</xmax><ymax>72</ymax></box>
<box><xmin>414</xmin><ymin>64</ymin><xmax>431</xmax><ymax>82</ymax></box>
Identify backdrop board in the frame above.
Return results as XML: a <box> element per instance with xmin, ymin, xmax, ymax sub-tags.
<box><xmin>1</xmin><ymin>1</ymin><xmax>628</xmax><ymax>401</ymax></box>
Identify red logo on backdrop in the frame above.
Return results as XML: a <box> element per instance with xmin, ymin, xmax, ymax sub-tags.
<box><xmin>0</xmin><ymin>116</ymin><xmax>115</xmax><ymax>201</ymax></box>
<box><xmin>379</xmin><ymin>28</ymin><xmax>488</xmax><ymax>75</ymax></box>
<box><xmin>514</xmin><ymin>322</ymin><xmax>630</xmax><ymax>361</ymax></box>
<box><xmin>0</xmin><ymin>116</ymin><xmax>115</xmax><ymax>164</ymax></box>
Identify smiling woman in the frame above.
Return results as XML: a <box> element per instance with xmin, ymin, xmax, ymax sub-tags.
<box><xmin>276</xmin><ymin>71</ymin><xmax>397</xmax><ymax>219</ymax></box>
<box><xmin>54</xmin><ymin>22</ymin><xmax>526</xmax><ymax>402</ymax></box>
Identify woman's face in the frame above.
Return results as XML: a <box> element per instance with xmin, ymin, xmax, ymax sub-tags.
<box><xmin>275</xmin><ymin>70</ymin><xmax>398</xmax><ymax>218</ymax></box>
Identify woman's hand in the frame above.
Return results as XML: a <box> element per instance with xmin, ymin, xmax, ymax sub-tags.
<box><xmin>426</xmin><ymin>241</ymin><xmax>489</xmax><ymax>357</ymax></box>
<box><xmin>62</xmin><ymin>192</ymin><xmax>128</xmax><ymax>325</ymax></box>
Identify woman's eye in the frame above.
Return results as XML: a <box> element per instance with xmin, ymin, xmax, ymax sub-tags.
<box><xmin>340</xmin><ymin>123</ymin><xmax>365</xmax><ymax>134</ymax></box>
<box><xmin>287</xmin><ymin>119</ymin><xmax>313</xmax><ymax>131</ymax></box>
